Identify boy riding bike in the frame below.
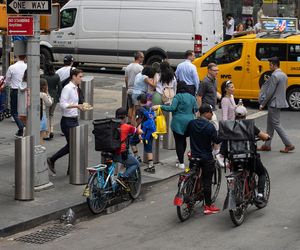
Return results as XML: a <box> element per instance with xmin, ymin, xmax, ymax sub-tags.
<box><xmin>113</xmin><ymin>107</ymin><xmax>143</xmax><ymax>187</ymax></box>
<box><xmin>186</xmin><ymin>104</ymin><xmax>221</xmax><ymax>215</ymax></box>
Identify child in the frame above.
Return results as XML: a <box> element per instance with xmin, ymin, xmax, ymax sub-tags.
<box><xmin>131</xmin><ymin>94</ymin><xmax>156</xmax><ymax>173</ymax></box>
<box><xmin>40</xmin><ymin>78</ymin><xmax>53</xmax><ymax>144</ymax></box>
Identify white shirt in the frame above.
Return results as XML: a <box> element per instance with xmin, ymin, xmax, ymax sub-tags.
<box><xmin>5</xmin><ymin>61</ymin><xmax>27</xmax><ymax>89</ymax></box>
<box><xmin>56</xmin><ymin>66</ymin><xmax>72</xmax><ymax>82</ymax></box>
<box><xmin>60</xmin><ymin>81</ymin><xmax>79</xmax><ymax>117</ymax></box>
<box><xmin>225</xmin><ymin>18</ymin><xmax>235</xmax><ymax>36</ymax></box>
<box><xmin>125</xmin><ymin>63</ymin><xmax>143</xmax><ymax>92</ymax></box>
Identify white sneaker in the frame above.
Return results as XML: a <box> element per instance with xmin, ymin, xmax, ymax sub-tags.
<box><xmin>179</xmin><ymin>164</ymin><xmax>185</xmax><ymax>170</ymax></box>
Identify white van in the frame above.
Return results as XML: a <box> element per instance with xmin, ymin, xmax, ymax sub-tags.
<box><xmin>40</xmin><ymin>0</ymin><xmax>223</xmax><ymax>66</ymax></box>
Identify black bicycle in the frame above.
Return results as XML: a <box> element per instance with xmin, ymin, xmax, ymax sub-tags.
<box><xmin>174</xmin><ymin>153</ymin><xmax>222</xmax><ymax>222</ymax></box>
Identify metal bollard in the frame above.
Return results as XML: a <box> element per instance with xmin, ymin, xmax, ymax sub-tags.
<box><xmin>15</xmin><ymin>135</ymin><xmax>34</xmax><ymax>201</ymax></box>
<box><xmin>34</xmin><ymin>145</ymin><xmax>49</xmax><ymax>188</ymax></box>
<box><xmin>163</xmin><ymin>112</ymin><xmax>175</xmax><ymax>150</ymax></box>
<box><xmin>69</xmin><ymin>124</ymin><xmax>88</xmax><ymax>185</ymax></box>
<box><xmin>143</xmin><ymin>138</ymin><xmax>159</xmax><ymax>164</ymax></box>
<box><xmin>122</xmin><ymin>86</ymin><xmax>127</xmax><ymax>109</ymax></box>
<box><xmin>80</xmin><ymin>76</ymin><xmax>94</xmax><ymax>120</ymax></box>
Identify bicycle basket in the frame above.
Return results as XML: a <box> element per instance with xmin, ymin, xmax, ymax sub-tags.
<box><xmin>92</xmin><ymin>118</ymin><xmax>121</xmax><ymax>152</ymax></box>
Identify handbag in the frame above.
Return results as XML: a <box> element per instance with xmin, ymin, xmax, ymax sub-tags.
<box><xmin>155</xmin><ymin>106</ymin><xmax>167</xmax><ymax>134</ymax></box>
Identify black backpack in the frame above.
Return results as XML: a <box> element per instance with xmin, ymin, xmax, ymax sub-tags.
<box><xmin>92</xmin><ymin>118</ymin><xmax>121</xmax><ymax>152</ymax></box>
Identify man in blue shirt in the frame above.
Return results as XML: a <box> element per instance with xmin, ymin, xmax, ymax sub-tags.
<box><xmin>186</xmin><ymin>104</ymin><xmax>220</xmax><ymax>215</ymax></box>
<box><xmin>175</xmin><ymin>50</ymin><xmax>199</xmax><ymax>95</ymax></box>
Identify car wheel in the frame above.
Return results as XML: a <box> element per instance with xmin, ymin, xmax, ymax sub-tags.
<box><xmin>287</xmin><ymin>87</ymin><xmax>300</xmax><ymax>111</ymax></box>
<box><xmin>146</xmin><ymin>54</ymin><xmax>164</xmax><ymax>67</ymax></box>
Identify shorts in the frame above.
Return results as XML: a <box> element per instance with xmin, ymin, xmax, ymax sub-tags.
<box><xmin>143</xmin><ymin>136</ymin><xmax>153</xmax><ymax>153</ymax></box>
<box><xmin>130</xmin><ymin>134</ymin><xmax>140</xmax><ymax>146</ymax></box>
<box><xmin>127</xmin><ymin>93</ymin><xmax>134</xmax><ymax>108</ymax></box>
<box><xmin>40</xmin><ymin>115</ymin><xmax>47</xmax><ymax>131</ymax></box>
<box><xmin>132</xmin><ymin>93</ymin><xmax>141</xmax><ymax>106</ymax></box>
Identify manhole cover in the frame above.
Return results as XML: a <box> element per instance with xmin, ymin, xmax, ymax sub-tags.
<box><xmin>14</xmin><ymin>224</ymin><xmax>74</xmax><ymax>244</ymax></box>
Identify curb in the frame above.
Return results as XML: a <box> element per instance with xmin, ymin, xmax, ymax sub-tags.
<box><xmin>0</xmin><ymin>173</ymin><xmax>180</xmax><ymax>238</ymax></box>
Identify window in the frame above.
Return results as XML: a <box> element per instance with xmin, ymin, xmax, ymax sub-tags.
<box><xmin>288</xmin><ymin>44</ymin><xmax>300</xmax><ymax>61</ymax></box>
<box><xmin>256</xmin><ymin>43</ymin><xmax>287</xmax><ymax>61</ymax></box>
<box><xmin>60</xmin><ymin>8</ymin><xmax>77</xmax><ymax>29</ymax></box>
<box><xmin>201</xmin><ymin>43</ymin><xmax>243</xmax><ymax>67</ymax></box>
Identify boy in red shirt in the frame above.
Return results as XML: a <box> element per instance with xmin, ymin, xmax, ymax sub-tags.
<box><xmin>114</xmin><ymin>108</ymin><xmax>143</xmax><ymax>185</ymax></box>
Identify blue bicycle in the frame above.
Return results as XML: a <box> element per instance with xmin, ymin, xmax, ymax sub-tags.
<box><xmin>83</xmin><ymin>152</ymin><xmax>142</xmax><ymax>214</ymax></box>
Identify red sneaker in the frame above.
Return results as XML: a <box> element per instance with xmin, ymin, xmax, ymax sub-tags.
<box><xmin>209</xmin><ymin>204</ymin><xmax>220</xmax><ymax>214</ymax></box>
<box><xmin>203</xmin><ymin>205</ymin><xmax>213</xmax><ymax>215</ymax></box>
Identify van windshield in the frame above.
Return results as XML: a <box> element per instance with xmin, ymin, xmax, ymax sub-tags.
<box><xmin>61</xmin><ymin>8</ymin><xmax>77</xmax><ymax>29</ymax></box>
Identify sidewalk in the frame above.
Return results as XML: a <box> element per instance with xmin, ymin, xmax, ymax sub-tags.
<box><xmin>0</xmin><ymin>108</ymin><xmax>182</xmax><ymax>237</ymax></box>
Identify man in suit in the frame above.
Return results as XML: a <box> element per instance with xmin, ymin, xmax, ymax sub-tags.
<box><xmin>258</xmin><ymin>57</ymin><xmax>295</xmax><ymax>153</ymax></box>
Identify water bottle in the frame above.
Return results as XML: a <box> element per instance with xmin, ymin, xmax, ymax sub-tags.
<box><xmin>238</xmin><ymin>99</ymin><xmax>243</xmax><ymax>106</ymax></box>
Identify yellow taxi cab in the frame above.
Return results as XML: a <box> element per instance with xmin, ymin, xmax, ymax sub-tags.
<box><xmin>193</xmin><ymin>32</ymin><xmax>300</xmax><ymax>110</ymax></box>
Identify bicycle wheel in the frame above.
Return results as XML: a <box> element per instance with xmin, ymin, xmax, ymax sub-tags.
<box><xmin>211</xmin><ymin>165</ymin><xmax>222</xmax><ymax>203</ymax></box>
<box><xmin>128</xmin><ymin>167</ymin><xmax>142</xmax><ymax>199</ymax></box>
<box><xmin>176</xmin><ymin>176</ymin><xmax>195</xmax><ymax>222</ymax></box>
<box><xmin>87</xmin><ymin>173</ymin><xmax>108</xmax><ymax>214</ymax></box>
<box><xmin>254</xmin><ymin>167</ymin><xmax>271</xmax><ymax>209</ymax></box>
<box><xmin>4</xmin><ymin>109</ymin><xmax>11</xmax><ymax>118</ymax></box>
<box><xmin>229</xmin><ymin>176</ymin><xmax>246</xmax><ymax>226</ymax></box>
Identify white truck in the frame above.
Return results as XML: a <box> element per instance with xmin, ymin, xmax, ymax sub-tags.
<box><xmin>40</xmin><ymin>0</ymin><xmax>223</xmax><ymax>66</ymax></box>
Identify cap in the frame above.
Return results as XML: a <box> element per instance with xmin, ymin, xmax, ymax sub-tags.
<box><xmin>199</xmin><ymin>104</ymin><xmax>213</xmax><ymax>114</ymax></box>
<box><xmin>64</xmin><ymin>55</ymin><xmax>74</xmax><ymax>64</ymax></box>
<box><xmin>235</xmin><ymin>105</ymin><xmax>248</xmax><ymax>116</ymax></box>
<box><xmin>115</xmin><ymin>107</ymin><xmax>128</xmax><ymax>119</ymax></box>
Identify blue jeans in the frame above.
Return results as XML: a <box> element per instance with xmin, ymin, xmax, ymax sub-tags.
<box><xmin>114</xmin><ymin>153</ymin><xmax>139</xmax><ymax>178</ymax></box>
<box><xmin>10</xmin><ymin>89</ymin><xmax>24</xmax><ymax>132</ymax></box>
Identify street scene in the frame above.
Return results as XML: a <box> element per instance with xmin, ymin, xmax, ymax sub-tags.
<box><xmin>1</xmin><ymin>0</ymin><xmax>300</xmax><ymax>249</ymax></box>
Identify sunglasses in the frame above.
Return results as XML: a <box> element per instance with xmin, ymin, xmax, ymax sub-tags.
<box><xmin>225</xmin><ymin>80</ymin><xmax>232</xmax><ymax>87</ymax></box>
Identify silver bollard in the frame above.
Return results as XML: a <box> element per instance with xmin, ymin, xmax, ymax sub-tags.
<box><xmin>163</xmin><ymin>112</ymin><xmax>175</xmax><ymax>150</ymax></box>
<box><xmin>143</xmin><ymin>138</ymin><xmax>159</xmax><ymax>164</ymax></box>
<box><xmin>80</xmin><ymin>76</ymin><xmax>94</xmax><ymax>120</ymax></box>
<box><xmin>15</xmin><ymin>135</ymin><xmax>34</xmax><ymax>201</ymax></box>
<box><xmin>122</xmin><ymin>86</ymin><xmax>127</xmax><ymax>109</ymax></box>
<box><xmin>70</xmin><ymin>124</ymin><xmax>88</xmax><ymax>185</ymax></box>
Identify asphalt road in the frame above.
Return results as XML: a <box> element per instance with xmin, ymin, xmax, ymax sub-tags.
<box><xmin>1</xmin><ymin>111</ymin><xmax>300</xmax><ymax>250</ymax></box>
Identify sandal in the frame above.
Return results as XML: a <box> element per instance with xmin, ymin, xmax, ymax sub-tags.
<box><xmin>144</xmin><ymin>166</ymin><xmax>155</xmax><ymax>174</ymax></box>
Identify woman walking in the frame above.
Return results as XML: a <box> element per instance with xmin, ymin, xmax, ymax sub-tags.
<box><xmin>41</xmin><ymin>61</ymin><xmax>61</xmax><ymax>140</ymax></box>
<box><xmin>153</xmin><ymin>82</ymin><xmax>198</xmax><ymax>169</ymax></box>
<box><xmin>220</xmin><ymin>80</ymin><xmax>236</xmax><ymax>121</ymax></box>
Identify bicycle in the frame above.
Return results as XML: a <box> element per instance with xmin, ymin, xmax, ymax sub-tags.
<box><xmin>174</xmin><ymin>153</ymin><xmax>222</xmax><ymax>222</ymax></box>
<box><xmin>223</xmin><ymin>143</ymin><xmax>271</xmax><ymax>226</ymax></box>
<box><xmin>83</xmin><ymin>152</ymin><xmax>142</xmax><ymax>214</ymax></box>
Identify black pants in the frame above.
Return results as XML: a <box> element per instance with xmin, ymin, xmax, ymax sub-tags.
<box><xmin>253</xmin><ymin>154</ymin><xmax>266</xmax><ymax>195</ymax></box>
<box><xmin>173</xmin><ymin>131</ymin><xmax>187</xmax><ymax>164</ymax></box>
<box><xmin>200</xmin><ymin>159</ymin><xmax>215</xmax><ymax>206</ymax></box>
<box><xmin>50</xmin><ymin>117</ymin><xmax>79</xmax><ymax>163</ymax></box>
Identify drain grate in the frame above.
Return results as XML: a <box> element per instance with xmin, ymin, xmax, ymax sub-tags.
<box><xmin>14</xmin><ymin>224</ymin><xmax>74</xmax><ymax>244</ymax></box>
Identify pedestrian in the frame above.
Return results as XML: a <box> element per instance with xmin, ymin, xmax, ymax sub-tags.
<box><xmin>5</xmin><ymin>55</ymin><xmax>27</xmax><ymax>137</ymax></box>
<box><xmin>125</xmin><ymin>51</ymin><xmax>144</xmax><ymax>124</ymax></box>
<box><xmin>258</xmin><ymin>57</ymin><xmax>295</xmax><ymax>153</ymax></box>
<box><xmin>224</xmin><ymin>13</ymin><xmax>235</xmax><ymax>40</ymax></box>
<box><xmin>175</xmin><ymin>50</ymin><xmax>199</xmax><ymax>95</ymax></box>
<box><xmin>56</xmin><ymin>54</ymin><xmax>74</xmax><ymax>83</ymax></box>
<box><xmin>236</xmin><ymin>23</ymin><xmax>244</xmax><ymax>32</ymax></box>
<box><xmin>196</xmin><ymin>63</ymin><xmax>220</xmax><ymax>129</ymax></box>
<box><xmin>47</xmin><ymin>68</ymin><xmax>84</xmax><ymax>175</ymax></box>
<box><xmin>131</xmin><ymin>66</ymin><xmax>156</xmax><ymax>124</ymax></box>
<box><xmin>152</xmin><ymin>60</ymin><xmax>177</xmax><ymax>106</ymax></box>
<box><xmin>132</xmin><ymin>94</ymin><xmax>156</xmax><ymax>173</ymax></box>
<box><xmin>245</xmin><ymin>17</ymin><xmax>254</xmax><ymax>31</ymax></box>
<box><xmin>220</xmin><ymin>80</ymin><xmax>236</xmax><ymax>121</ymax></box>
<box><xmin>153</xmin><ymin>82</ymin><xmax>198</xmax><ymax>169</ymax></box>
<box><xmin>41</xmin><ymin>61</ymin><xmax>61</xmax><ymax>140</ymax></box>
<box><xmin>18</xmin><ymin>69</ymin><xmax>28</xmax><ymax>126</ymax></box>
<box><xmin>40</xmin><ymin>78</ymin><xmax>53</xmax><ymax>145</ymax></box>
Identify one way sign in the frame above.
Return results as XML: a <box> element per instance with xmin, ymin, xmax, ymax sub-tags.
<box><xmin>7</xmin><ymin>0</ymin><xmax>52</xmax><ymax>15</ymax></box>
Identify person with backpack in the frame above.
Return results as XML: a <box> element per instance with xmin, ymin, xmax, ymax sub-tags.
<box><xmin>56</xmin><ymin>55</ymin><xmax>74</xmax><ymax>83</ymax></box>
<box><xmin>130</xmin><ymin>94</ymin><xmax>156</xmax><ymax>173</ymax></box>
<box><xmin>113</xmin><ymin>107</ymin><xmax>143</xmax><ymax>187</ymax></box>
<box><xmin>153</xmin><ymin>82</ymin><xmax>198</xmax><ymax>170</ymax></box>
<box><xmin>152</xmin><ymin>60</ymin><xmax>177</xmax><ymax>106</ymax></box>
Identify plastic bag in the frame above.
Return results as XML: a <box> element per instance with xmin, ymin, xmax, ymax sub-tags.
<box><xmin>155</xmin><ymin>106</ymin><xmax>167</xmax><ymax>134</ymax></box>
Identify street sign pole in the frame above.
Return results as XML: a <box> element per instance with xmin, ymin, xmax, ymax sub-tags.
<box><xmin>26</xmin><ymin>14</ymin><xmax>53</xmax><ymax>191</ymax></box>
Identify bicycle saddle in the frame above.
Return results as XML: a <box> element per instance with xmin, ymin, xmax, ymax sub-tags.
<box><xmin>189</xmin><ymin>157</ymin><xmax>202</xmax><ymax>163</ymax></box>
